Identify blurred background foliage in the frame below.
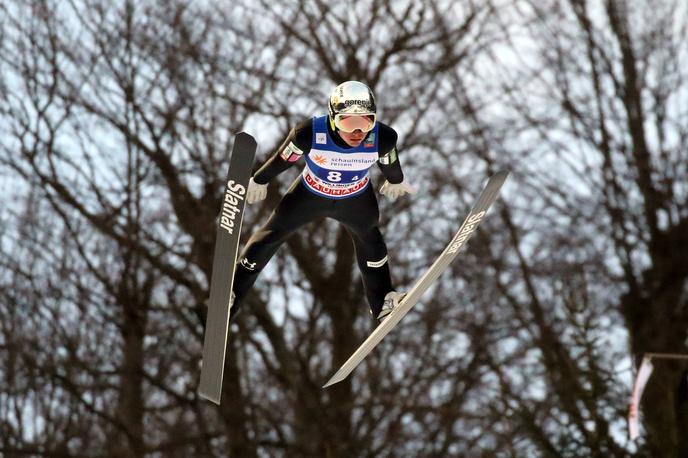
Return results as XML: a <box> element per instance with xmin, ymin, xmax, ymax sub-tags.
<box><xmin>1</xmin><ymin>0</ymin><xmax>687</xmax><ymax>456</ymax></box>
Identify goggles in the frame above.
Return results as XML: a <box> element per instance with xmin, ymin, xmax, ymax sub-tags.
<box><xmin>333</xmin><ymin>114</ymin><xmax>376</xmax><ymax>133</ymax></box>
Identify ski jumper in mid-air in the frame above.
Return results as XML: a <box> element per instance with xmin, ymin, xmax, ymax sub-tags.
<box><xmin>229</xmin><ymin>81</ymin><xmax>415</xmax><ymax>323</ymax></box>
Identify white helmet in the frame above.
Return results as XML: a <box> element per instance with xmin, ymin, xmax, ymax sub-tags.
<box><xmin>328</xmin><ymin>81</ymin><xmax>377</xmax><ymax>132</ymax></box>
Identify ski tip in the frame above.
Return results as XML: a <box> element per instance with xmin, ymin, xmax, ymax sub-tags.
<box><xmin>235</xmin><ymin>131</ymin><xmax>257</xmax><ymax>147</ymax></box>
<box><xmin>491</xmin><ymin>169</ymin><xmax>510</xmax><ymax>181</ymax></box>
<box><xmin>482</xmin><ymin>170</ymin><xmax>509</xmax><ymax>192</ymax></box>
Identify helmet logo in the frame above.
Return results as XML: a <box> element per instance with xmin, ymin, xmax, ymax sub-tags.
<box><xmin>344</xmin><ymin>99</ymin><xmax>373</xmax><ymax>108</ymax></box>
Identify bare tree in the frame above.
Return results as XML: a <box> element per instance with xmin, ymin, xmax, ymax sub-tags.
<box><xmin>1</xmin><ymin>0</ymin><xmax>509</xmax><ymax>456</ymax></box>
<box><xmin>0</xmin><ymin>0</ymin><xmax>282</xmax><ymax>455</ymax></box>
<box><xmin>467</xmin><ymin>0</ymin><xmax>688</xmax><ymax>455</ymax></box>
<box><xmin>6</xmin><ymin>0</ymin><xmax>684</xmax><ymax>456</ymax></box>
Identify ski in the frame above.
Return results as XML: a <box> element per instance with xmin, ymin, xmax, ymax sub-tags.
<box><xmin>323</xmin><ymin>170</ymin><xmax>509</xmax><ymax>388</ymax></box>
<box><xmin>198</xmin><ymin>132</ymin><xmax>256</xmax><ymax>404</ymax></box>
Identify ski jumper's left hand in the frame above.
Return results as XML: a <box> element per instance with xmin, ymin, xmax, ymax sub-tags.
<box><xmin>379</xmin><ymin>179</ymin><xmax>417</xmax><ymax>200</ymax></box>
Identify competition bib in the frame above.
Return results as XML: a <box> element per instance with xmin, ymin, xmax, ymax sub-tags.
<box><xmin>302</xmin><ymin>116</ymin><xmax>379</xmax><ymax>198</ymax></box>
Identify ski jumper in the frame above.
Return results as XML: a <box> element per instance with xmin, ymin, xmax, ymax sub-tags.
<box><xmin>230</xmin><ymin>115</ymin><xmax>405</xmax><ymax>320</ymax></box>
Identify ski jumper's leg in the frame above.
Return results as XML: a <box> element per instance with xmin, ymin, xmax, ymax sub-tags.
<box><xmin>231</xmin><ymin>179</ymin><xmax>327</xmax><ymax>319</ymax></box>
<box><xmin>332</xmin><ymin>185</ymin><xmax>393</xmax><ymax>317</ymax></box>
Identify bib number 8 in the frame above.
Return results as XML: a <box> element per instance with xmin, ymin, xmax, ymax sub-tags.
<box><xmin>327</xmin><ymin>171</ymin><xmax>342</xmax><ymax>182</ymax></box>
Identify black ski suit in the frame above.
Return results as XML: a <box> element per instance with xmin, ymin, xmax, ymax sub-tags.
<box><xmin>230</xmin><ymin>116</ymin><xmax>405</xmax><ymax>320</ymax></box>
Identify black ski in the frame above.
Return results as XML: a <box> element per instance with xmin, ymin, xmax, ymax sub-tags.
<box><xmin>198</xmin><ymin>132</ymin><xmax>256</xmax><ymax>404</ymax></box>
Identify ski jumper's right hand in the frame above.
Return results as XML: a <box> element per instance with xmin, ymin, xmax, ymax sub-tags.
<box><xmin>246</xmin><ymin>177</ymin><xmax>268</xmax><ymax>204</ymax></box>
<box><xmin>379</xmin><ymin>179</ymin><xmax>416</xmax><ymax>200</ymax></box>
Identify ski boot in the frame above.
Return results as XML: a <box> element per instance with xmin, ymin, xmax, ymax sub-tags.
<box><xmin>376</xmin><ymin>291</ymin><xmax>406</xmax><ymax>324</ymax></box>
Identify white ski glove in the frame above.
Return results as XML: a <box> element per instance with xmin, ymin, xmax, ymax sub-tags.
<box><xmin>379</xmin><ymin>179</ymin><xmax>417</xmax><ymax>200</ymax></box>
<box><xmin>246</xmin><ymin>177</ymin><xmax>268</xmax><ymax>204</ymax></box>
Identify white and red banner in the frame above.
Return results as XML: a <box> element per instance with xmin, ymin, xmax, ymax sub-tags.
<box><xmin>628</xmin><ymin>356</ymin><xmax>654</xmax><ymax>440</ymax></box>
